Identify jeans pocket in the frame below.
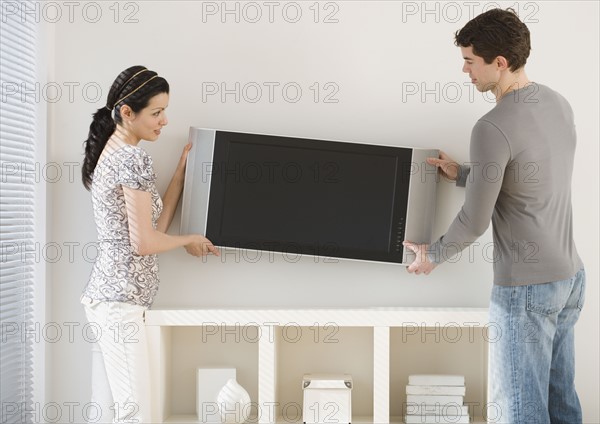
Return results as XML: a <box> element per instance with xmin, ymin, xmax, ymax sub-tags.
<box><xmin>576</xmin><ymin>269</ymin><xmax>586</xmax><ymax>311</ymax></box>
<box><xmin>526</xmin><ymin>279</ymin><xmax>573</xmax><ymax>316</ymax></box>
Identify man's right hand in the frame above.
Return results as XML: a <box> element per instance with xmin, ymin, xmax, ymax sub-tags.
<box><xmin>427</xmin><ymin>150</ymin><xmax>460</xmax><ymax>182</ymax></box>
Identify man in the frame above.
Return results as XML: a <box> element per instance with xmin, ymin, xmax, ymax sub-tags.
<box><xmin>403</xmin><ymin>8</ymin><xmax>586</xmax><ymax>424</ymax></box>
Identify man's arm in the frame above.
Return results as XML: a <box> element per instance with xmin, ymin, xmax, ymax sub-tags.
<box><xmin>427</xmin><ymin>119</ymin><xmax>511</xmax><ymax>264</ymax></box>
<box><xmin>456</xmin><ymin>164</ymin><xmax>471</xmax><ymax>187</ymax></box>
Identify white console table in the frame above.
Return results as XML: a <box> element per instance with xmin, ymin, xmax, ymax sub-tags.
<box><xmin>146</xmin><ymin>307</ymin><xmax>489</xmax><ymax>424</ymax></box>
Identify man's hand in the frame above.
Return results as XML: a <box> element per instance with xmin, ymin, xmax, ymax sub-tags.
<box><xmin>426</xmin><ymin>151</ymin><xmax>460</xmax><ymax>182</ymax></box>
<box><xmin>403</xmin><ymin>241</ymin><xmax>437</xmax><ymax>275</ymax></box>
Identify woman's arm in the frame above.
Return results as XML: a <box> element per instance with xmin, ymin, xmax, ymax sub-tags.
<box><xmin>123</xmin><ymin>186</ymin><xmax>218</xmax><ymax>257</ymax></box>
<box><xmin>156</xmin><ymin>143</ymin><xmax>191</xmax><ymax>233</ymax></box>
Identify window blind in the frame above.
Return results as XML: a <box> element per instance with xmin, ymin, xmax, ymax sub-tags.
<box><xmin>0</xmin><ymin>1</ymin><xmax>37</xmax><ymax>423</ymax></box>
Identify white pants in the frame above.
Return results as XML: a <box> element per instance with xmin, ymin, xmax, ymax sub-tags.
<box><xmin>82</xmin><ymin>296</ymin><xmax>152</xmax><ymax>423</ymax></box>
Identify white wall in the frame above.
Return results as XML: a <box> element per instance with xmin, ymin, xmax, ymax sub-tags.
<box><xmin>46</xmin><ymin>1</ymin><xmax>598</xmax><ymax>422</ymax></box>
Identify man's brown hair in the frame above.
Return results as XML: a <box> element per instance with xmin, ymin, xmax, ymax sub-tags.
<box><xmin>455</xmin><ymin>8</ymin><xmax>531</xmax><ymax>72</ymax></box>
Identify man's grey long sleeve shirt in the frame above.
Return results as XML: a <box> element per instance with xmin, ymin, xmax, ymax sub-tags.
<box><xmin>428</xmin><ymin>83</ymin><xmax>583</xmax><ymax>286</ymax></box>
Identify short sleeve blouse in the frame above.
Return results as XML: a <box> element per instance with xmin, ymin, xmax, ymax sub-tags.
<box><xmin>82</xmin><ymin>144</ymin><xmax>163</xmax><ymax>307</ymax></box>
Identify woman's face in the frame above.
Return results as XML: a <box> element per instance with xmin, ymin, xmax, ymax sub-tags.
<box><xmin>121</xmin><ymin>92</ymin><xmax>169</xmax><ymax>142</ymax></box>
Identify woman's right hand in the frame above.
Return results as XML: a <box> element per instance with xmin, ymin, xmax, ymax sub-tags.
<box><xmin>175</xmin><ymin>143</ymin><xmax>192</xmax><ymax>178</ymax></box>
<box><xmin>426</xmin><ymin>150</ymin><xmax>460</xmax><ymax>181</ymax></box>
<box><xmin>185</xmin><ymin>234</ymin><xmax>220</xmax><ymax>257</ymax></box>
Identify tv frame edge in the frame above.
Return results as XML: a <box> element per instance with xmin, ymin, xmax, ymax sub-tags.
<box><xmin>180</xmin><ymin>127</ymin><xmax>438</xmax><ymax>266</ymax></box>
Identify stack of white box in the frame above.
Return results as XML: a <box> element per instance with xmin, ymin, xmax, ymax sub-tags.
<box><xmin>405</xmin><ymin>375</ymin><xmax>469</xmax><ymax>423</ymax></box>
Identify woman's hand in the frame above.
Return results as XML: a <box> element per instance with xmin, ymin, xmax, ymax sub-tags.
<box><xmin>175</xmin><ymin>143</ymin><xmax>192</xmax><ymax>178</ymax></box>
<box><xmin>156</xmin><ymin>143</ymin><xmax>193</xmax><ymax>233</ymax></box>
<box><xmin>426</xmin><ymin>150</ymin><xmax>460</xmax><ymax>181</ymax></box>
<box><xmin>185</xmin><ymin>234</ymin><xmax>220</xmax><ymax>257</ymax></box>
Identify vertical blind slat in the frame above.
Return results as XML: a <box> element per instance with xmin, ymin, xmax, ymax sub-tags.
<box><xmin>0</xmin><ymin>1</ymin><xmax>37</xmax><ymax>423</ymax></box>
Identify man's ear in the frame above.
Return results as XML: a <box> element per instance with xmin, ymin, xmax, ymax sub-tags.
<box><xmin>495</xmin><ymin>55</ymin><xmax>510</xmax><ymax>70</ymax></box>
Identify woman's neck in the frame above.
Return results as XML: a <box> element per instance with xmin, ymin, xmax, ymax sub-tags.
<box><xmin>112</xmin><ymin>126</ymin><xmax>140</xmax><ymax>146</ymax></box>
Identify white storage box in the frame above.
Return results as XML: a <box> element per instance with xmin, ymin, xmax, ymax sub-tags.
<box><xmin>302</xmin><ymin>374</ymin><xmax>353</xmax><ymax>424</ymax></box>
<box><xmin>196</xmin><ymin>368</ymin><xmax>236</xmax><ymax>423</ymax></box>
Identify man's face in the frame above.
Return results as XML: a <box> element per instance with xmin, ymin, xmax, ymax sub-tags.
<box><xmin>460</xmin><ymin>46</ymin><xmax>500</xmax><ymax>93</ymax></box>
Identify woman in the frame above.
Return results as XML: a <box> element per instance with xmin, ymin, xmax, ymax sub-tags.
<box><xmin>80</xmin><ymin>65</ymin><xmax>219</xmax><ymax>423</ymax></box>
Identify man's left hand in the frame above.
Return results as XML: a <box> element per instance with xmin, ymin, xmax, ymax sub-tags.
<box><xmin>403</xmin><ymin>241</ymin><xmax>437</xmax><ymax>275</ymax></box>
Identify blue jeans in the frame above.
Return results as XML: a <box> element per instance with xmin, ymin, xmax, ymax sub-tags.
<box><xmin>487</xmin><ymin>268</ymin><xmax>586</xmax><ymax>424</ymax></box>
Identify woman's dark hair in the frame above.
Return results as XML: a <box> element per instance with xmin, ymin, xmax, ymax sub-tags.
<box><xmin>454</xmin><ymin>8</ymin><xmax>531</xmax><ymax>72</ymax></box>
<box><xmin>81</xmin><ymin>65</ymin><xmax>169</xmax><ymax>190</ymax></box>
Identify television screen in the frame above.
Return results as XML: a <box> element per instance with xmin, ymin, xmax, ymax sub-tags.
<box><xmin>180</xmin><ymin>128</ymin><xmax>438</xmax><ymax>265</ymax></box>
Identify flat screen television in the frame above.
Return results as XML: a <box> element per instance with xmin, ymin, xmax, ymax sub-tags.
<box><xmin>180</xmin><ymin>128</ymin><xmax>438</xmax><ymax>265</ymax></box>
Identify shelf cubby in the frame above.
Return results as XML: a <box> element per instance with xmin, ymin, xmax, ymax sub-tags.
<box><xmin>146</xmin><ymin>307</ymin><xmax>489</xmax><ymax>424</ymax></box>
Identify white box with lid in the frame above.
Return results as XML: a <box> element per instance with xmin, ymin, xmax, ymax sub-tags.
<box><xmin>302</xmin><ymin>373</ymin><xmax>353</xmax><ymax>424</ymax></box>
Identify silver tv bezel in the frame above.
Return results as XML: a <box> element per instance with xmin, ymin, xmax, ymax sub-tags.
<box><xmin>180</xmin><ymin>127</ymin><xmax>438</xmax><ymax>266</ymax></box>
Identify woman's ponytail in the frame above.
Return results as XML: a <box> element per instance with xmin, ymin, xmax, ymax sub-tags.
<box><xmin>81</xmin><ymin>106</ymin><xmax>115</xmax><ymax>190</ymax></box>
